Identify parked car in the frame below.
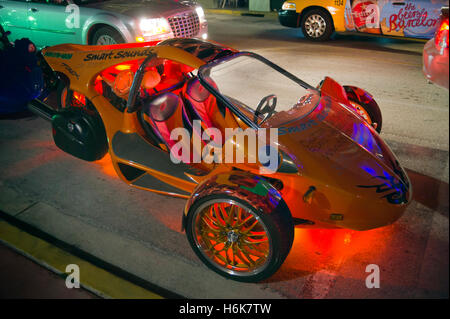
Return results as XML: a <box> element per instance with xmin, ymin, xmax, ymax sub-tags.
<box><xmin>26</xmin><ymin>38</ymin><xmax>411</xmax><ymax>281</ymax></box>
<box><xmin>0</xmin><ymin>0</ymin><xmax>208</xmax><ymax>48</ymax></box>
<box><xmin>279</xmin><ymin>0</ymin><xmax>449</xmax><ymax>41</ymax></box>
<box><xmin>423</xmin><ymin>6</ymin><xmax>449</xmax><ymax>89</ymax></box>
<box><xmin>0</xmin><ymin>25</ymin><xmax>44</xmax><ymax>114</ymax></box>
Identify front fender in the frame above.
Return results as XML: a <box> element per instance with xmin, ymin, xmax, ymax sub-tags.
<box><xmin>182</xmin><ymin>170</ymin><xmax>291</xmax><ymax>231</ymax></box>
<box><xmin>82</xmin><ymin>12</ymin><xmax>135</xmax><ymax>44</ymax></box>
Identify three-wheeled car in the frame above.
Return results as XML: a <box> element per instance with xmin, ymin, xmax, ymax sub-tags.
<box><xmin>28</xmin><ymin>38</ymin><xmax>411</xmax><ymax>282</ymax></box>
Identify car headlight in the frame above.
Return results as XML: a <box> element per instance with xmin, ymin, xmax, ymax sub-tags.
<box><xmin>139</xmin><ymin>18</ymin><xmax>171</xmax><ymax>36</ymax></box>
<box><xmin>196</xmin><ymin>6</ymin><xmax>207</xmax><ymax>23</ymax></box>
<box><xmin>282</xmin><ymin>2</ymin><xmax>296</xmax><ymax>10</ymax></box>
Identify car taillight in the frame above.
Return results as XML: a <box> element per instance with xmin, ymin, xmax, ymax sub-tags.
<box><xmin>435</xmin><ymin>18</ymin><xmax>449</xmax><ymax>49</ymax></box>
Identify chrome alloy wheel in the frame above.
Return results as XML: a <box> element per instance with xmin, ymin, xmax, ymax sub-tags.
<box><xmin>304</xmin><ymin>14</ymin><xmax>327</xmax><ymax>38</ymax></box>
<box><xmin>96</xmin><ymin>34</ymin><xmax>118</xmax><ymax>45</ymax></box>
<box><xmin>191</xmin><ymin>199</ymin><xmax>272</xmax><ymax>277</ymax></box>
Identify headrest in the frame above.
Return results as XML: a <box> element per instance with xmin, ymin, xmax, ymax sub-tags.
<box><xmin>147</xmin><ymin>93</ymin><xmax>181</xmax><ymax>122</ymax></box>
<box><xmin>113</xmin><ymin>70</ymin><xmax>134</xmax><ymax>97</ymax></box>
<box><xmin>186</xmin><ymin>77</ymin><xmax>217</xmax><ymax>102</ymax></box>
<box><xmin>141</xmin><ymin>70</ymin><xmax>161</xmax><ymax>90</ymax></box>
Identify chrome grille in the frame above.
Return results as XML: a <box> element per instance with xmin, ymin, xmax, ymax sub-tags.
<box><xmin>168</xmin><ymin>12</ymin><xmax>200</xmax><ymax>38</ymax></box>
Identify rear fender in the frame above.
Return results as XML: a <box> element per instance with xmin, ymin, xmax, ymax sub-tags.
<box><xmin>182</xmin><ymin>170</ymin><xmax>291</xmax><ymax>231</ymax></box>
<box><xmin>83</xmin><ymin>13</ymin><xmax>133</xmax><ymax>44</ymax></box>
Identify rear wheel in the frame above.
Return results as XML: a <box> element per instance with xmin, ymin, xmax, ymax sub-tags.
<box><xmin>301</xmin><ymin>9</ymin><xmax>334</xmax><ymax>41</ymax></box>
<box><xmin>186</xmin><ymin>195</ymin><xmax>294</xmax><ymax>282</ymax></box>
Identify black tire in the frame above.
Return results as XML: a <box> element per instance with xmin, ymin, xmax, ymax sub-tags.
<box><xmin>186</xmin><ymin>194</ymin><xmax>294</xmax><ymax>282</ymax></box>
<box><xmin>345</xmin><ymin>87</ymin><xmax>383</xmax><ymax>133</ymax></box>
<box><xmin>301</xmin><ymin>8</ymin><xmax>334</xmax><ymax>41</ymax></box>
<box><xmin>91</xmin><ymin>26</ymin><xmax>124</xmax><ymax>45</ymax></box>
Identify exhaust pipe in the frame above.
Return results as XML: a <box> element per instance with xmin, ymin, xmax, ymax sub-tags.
<box><xmin>28</xmin><ymin>99</ymin><xmax>57</xmax><ymax>122</ymax></box>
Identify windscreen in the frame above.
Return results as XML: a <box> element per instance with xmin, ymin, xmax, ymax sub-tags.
<box><xmin>199</xmin><ymin>53</ymin><xmax>319</xmax><ymax>126</ymax></box>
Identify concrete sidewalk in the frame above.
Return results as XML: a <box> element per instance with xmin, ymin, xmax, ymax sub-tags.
<box><xmin>0</xmin><ymin>213</ymin><xmax>170</xmax><ymax>299</ymax></box>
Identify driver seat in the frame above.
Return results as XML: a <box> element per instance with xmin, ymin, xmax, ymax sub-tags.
<box><xmin>183</xmin><ymin>77</ymin><xmax>241</xmax><ymax>140</ymax></box>
<box><xmin>140</xmin><ymin>92</ymin><xmax>203</xmax><ymax>164</ymax></box>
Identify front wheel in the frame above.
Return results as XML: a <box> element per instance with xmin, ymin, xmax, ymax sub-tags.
<box><xmin>91</xmin><ymin>27</ymin><xmax>124</xmax><ymax>45</ymax></box>
<box><xmin>301</xmin><ymin>9</ymin><xmax>334</xmax><ymax>41</ymax></box>
<box><xmin>186</xmin><ymin>195</ymin><xmax>294</xmax><ymax>282</ymax></box>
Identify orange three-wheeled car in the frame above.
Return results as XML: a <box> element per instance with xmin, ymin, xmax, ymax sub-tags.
<box><xmin>30</xmin><ymin>38</ymin><xmax>411</xmax><ymax>282</ymax></box>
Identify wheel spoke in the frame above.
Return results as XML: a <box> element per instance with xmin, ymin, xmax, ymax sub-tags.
<box><xmin>213</xmin><ymin>204</ymin><xmax>226</xmax><ymax>226</ymax></box>
<box><xmin>234</xmin><ymin>245</ymin><xmax>254</xmax><ymax>268</ymax></box>
<box><xmin>241</xmin><ymin>245</ymin><xmax>268</xmax><ymax>258</ymax></box>
<box><xmin>227</xmin><ymin>205</ymin><xmax>237</xmax><ymax>226</ymax></box>
<box><xmin>236</xmin><ymin>207</ymin><xmax>243</xmax><ymax>225</ymax></box>
<box><xmin>201</xmin><ymin>217</ymin><xmax>221</xmax><ymax>232</ymax></box>
<box><xmin>193</xmin><ymin>199</ymin><xmax>272</xmax><ymax>276</ymax></box>
<box><xmin>242</xmin><ymin>219</ymin><xmax>260</xmax><ymax>234</ymax></box>
<box><xmin>237</xmin><ymin>214</ymin><xmax>254</xmax><ymax>227</ymax></box>
<box><xmin>244</xmin><ymin>237</ymin><xmax>268</xmax><ymax>244</ymax></box>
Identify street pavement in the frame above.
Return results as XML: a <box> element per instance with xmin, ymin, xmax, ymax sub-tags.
<box><xmin>0</xmin><ymin>13</ymin><xmax>448</xmax><ymax>298</ymax></box>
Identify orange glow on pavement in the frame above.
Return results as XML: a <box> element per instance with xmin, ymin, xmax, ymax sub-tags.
<box><xmin>94</xmin><ymin>154</ymin><xmax>118</xmax><ymax>179</ymax></box>
<box><xmin>283</xmin><ymin>226</ymin><xmax>395</xmax><ymax>276</ymax></box>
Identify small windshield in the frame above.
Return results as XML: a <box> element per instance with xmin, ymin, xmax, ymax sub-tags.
<box><xmin>198</xmin><ymin>53</ymin><xmax>320</xmax><ymax>127</ymax></box>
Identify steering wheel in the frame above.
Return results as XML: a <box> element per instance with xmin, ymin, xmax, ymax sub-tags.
<box><xmin>253</xmin><ymin>94</ymin><xmax>277</xmax><ymax>125</ymax></box>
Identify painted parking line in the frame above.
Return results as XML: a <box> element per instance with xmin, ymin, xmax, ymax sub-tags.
<box><xmin>0</xmin><ymin>212</ymin><xmax>178</xmax><ymax>299</ymax></box>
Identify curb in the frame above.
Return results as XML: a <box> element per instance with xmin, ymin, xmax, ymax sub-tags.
<box><xmin>0</xmin><ymin>210</ymin><xmax>180</xmax><ymax>299</ymax></box>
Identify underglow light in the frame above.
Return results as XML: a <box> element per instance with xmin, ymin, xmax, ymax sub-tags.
<box><xmin>115</xmin><ymin>64</ymin><xmax>131</xmax><ymax>71</ymax></box>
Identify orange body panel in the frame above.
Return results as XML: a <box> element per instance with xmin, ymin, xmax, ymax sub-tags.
<box><xmin>41</xmin><ymin>40</ymin><xmax>411</xmax><ymax>232</ymax></box>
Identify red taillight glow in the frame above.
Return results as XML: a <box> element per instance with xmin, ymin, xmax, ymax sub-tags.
<box><xmin>72</xmin><ymin>91</ymin><xmax>86</xmax><ymax>106</ymax></box>
<box><xmin>435</xmin><ymin>18</ymin><xmax>449</xmax><ymax>48</ymax></box>
<box><xmin>115</xmin><ymin>64</ymin><xmax>131</xmax><ymax>71</ymax></box>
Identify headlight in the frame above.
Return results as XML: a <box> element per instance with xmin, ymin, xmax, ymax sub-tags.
<box><xmin>282</xmin><ymin>2</ymin><xmax>296</xmax><ymax>10</ymax></box>
<box><xmin>139</xmin><ymin>18</ymin><xmax>171</xmax><ymax>36</ymax></box>
<box><xmin>196</xmin><ymin>6</ymin><xmax>207</xmax><ymax>23</ymax></box>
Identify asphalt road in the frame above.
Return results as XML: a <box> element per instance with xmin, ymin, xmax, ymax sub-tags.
<box><xmin>0</xmin><ymin>13</ymin><xmax>448</xmax><ymax>298</ymax></box>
